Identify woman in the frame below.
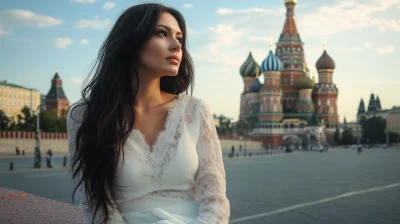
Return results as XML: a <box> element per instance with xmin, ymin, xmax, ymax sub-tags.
<box><xmin>67</xmin><ymin>3</ymin><xmax>230</xmax><ymax>224</ymax></box>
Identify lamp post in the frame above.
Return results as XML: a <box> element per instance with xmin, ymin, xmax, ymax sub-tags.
<box><xmin>33</xmin><ymin>106</ymin><xmax>41</xmax><ymax>168</ymax></box>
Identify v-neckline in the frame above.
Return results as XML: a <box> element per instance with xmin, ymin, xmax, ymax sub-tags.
<box><xmin>132</xmin><ymin>93</ymin><xmax>183</xmax><ymax>153</ymax></box>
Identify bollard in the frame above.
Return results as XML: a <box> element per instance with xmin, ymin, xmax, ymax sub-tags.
<box><xmin>10</xmin><ymin>162</ymin><xmax>14</xmax><ymax>171</ymax></box>
<box><xmin>63</xmin><ymin>156</ymin><xmax>67</xmax><ymax>167</ymax></box>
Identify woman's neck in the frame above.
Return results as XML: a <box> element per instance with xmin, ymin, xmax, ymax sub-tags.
<box><xmin>134</xmin><ymin>68</ymin><xmax>169</xmax><ymax>112</ymax></box>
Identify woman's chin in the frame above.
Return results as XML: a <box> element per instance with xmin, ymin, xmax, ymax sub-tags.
<box><xmin>163</xmin><ymin>69</ymin><xmax>179</xmax><ymax>77</ymax></box>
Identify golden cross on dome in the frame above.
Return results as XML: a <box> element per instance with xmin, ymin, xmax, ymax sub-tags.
<box><xmin>324</xmin><ymin>37</ymin><xmax>327</xmax><ymax>50</ymax></box>
<box><xmin>303</xmin><ymin>61</ymin><xmax>307</xmax><ymax>73</ymax></box>
<box><xmin>249</xmin><ymin>38</ymin><xmax>252</xmax><ymax>52</ymax></box>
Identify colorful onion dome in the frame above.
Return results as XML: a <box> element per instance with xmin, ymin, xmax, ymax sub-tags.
<box><xmin>285</xmin><ymin>0</ymin><xmax>297</xmax><ymax>4</ymax></box>
<box><xmin>261</xmin><ymin>50</ymin><xmax>283</xmax><ymax>72</ymax></box>
<box><xmin>295</xmin><ymin>62</ymin><xmax>315</xmax><ymax>89</ymax></box>
<box><xmin>249</xmin><ymin>78</ymin><xmax>263</xmax><ymax>93</ymax></box>
<box><xmin>316</xmin><ymin>50</ymin><xmax>335</xmax><ymax>70</ymax></box>
<box><xmin>240</xmin><ymin>52</ymin><xmax>261</xmax><ymax>77</ymax></box>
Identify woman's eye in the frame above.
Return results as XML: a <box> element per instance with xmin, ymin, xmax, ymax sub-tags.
<box><xmin>156</xmin><ymin>30</ymin><xmax>167</xmax><ymax>37</ymax></box>
<box><xmin>177</xmin><ymin>38</ymin><xmax>183</xmax><ymax>44</ymax></box>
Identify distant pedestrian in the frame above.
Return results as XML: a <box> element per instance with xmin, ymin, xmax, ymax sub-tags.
<box><xmin>16</xmin><ymin>147</ymin><xmax>20</xmax><ymax>156</ymax></box>
<box><xmin>22</xmin><ymin>150</ymin><xmax>25</xmax><ymax>156</ymax></box>
<box><xmin>63</xmin><ymin>155</ymin><xmax>67</xmax><ymax>167</ymax></box>
<box><xmin>46</xmin><ymin>149</ymin><xmax>54</xmax><ymax>168</ymax></box>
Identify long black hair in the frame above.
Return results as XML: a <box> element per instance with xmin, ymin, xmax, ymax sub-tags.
<box><xmin>69</xmin><ymin>3</ymin><xmax>194</xmax><ymax>223</ymax></box>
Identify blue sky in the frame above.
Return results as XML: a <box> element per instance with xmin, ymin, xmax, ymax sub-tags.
<box><xmin>0</xmin><ymin>0</ymin><xmax>399</xmax><ymax>122</ymax></box>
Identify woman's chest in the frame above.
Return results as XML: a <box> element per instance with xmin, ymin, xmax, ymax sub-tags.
<box><xmin>117</xmin><ymin>125</ymin><xmax>199</xmax><ymax>188</ymax></box>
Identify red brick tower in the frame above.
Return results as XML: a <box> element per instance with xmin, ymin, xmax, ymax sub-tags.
<box><xmin>45</xmin><ymin>70</ymin><xmax>70</xmax><ymax>118</ymax></box>
<box><xmin>275</xmin><ymin>0</ymin><xmax>305</xmax><ymax>114</ymax></box>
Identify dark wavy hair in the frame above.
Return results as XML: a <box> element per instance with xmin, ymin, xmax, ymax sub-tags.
<box><xmin>69</xmin><ymin>3</ymin><xmax>194</xmax><ymax>224</ymax></box>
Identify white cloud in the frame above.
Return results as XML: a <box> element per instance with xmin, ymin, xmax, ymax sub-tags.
<box><xmin>103</xmin><ymin>2</ymin><xmax>115</xmax><ymax>10</ymax></box>
<box><xmin>372</xmin><ymin>18</ymin><xmax>400</xmax><ymax>32</ymax></box>
<box><xmin>0</xmin><ymin>9</ymin><xmax>63</xmax><ymax>28</ymax></box>
<box><xmin>75</xmin><ymin>18</ymin><xmax>112</xmax><ymax>29</ymax></box>
<box><xmin>71</xmin><ymin>76</ymin><xmax>84</xmax><ymax>84</ymax></box>
<box><xmin>298</xmin><ymin>0</ymin><xmax>400</xmax><ymax>36</ymax></box>
<box><xmin>73</xmin><ymin>0</ymin><xmax>95</xmax><ymax>3</ymax></box>
<box><xmin>376</xmin><ymin>45</ymin><xmax>394</xmax><ymax>54</ymax></box>
<box><xmin>0</xmin><ymin>25</ymin><xmax>10</xmax><ymax>35</ymax></box>
<box><xmin>54</xmin><ymin>38</ymin><xmax>72</xmax><ymax>49</ymax></box>
<box><xmin>365</xmin><ymin>42</ymin><xmax>374</xmax><ymax>48</ymax></box>
<box><xmin>79</xmin><ymin>38</ymin><xmax>88</xmax><ymax>45</ymax></box>
<box><xmin>183</xmin><ymin>3</ymin><xmax>193</xmax><ymax>8</ymax></box>
<box><xmin>217</xmin><ymin>7</ymin><xmax>281</xmax><ymax>16</ymax></box>
<box><xmin>343</xmin><ymin>46</ymin><xmax>363</xmax><ymax>52</ymax></box>
<box><xmin>196</xmin><ymin>24</ymin><xmax>246</xmax><ymax>67</ymax></box>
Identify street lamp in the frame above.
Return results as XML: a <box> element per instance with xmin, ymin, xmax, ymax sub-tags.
<box><xmin>33</xmin><ymin>105</ymin><xmax>41</xmax><ymax>168</ymax></box>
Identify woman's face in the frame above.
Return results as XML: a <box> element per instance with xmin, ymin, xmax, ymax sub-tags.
<box><xmin>137</xmin><ymin>12</ymin><xmax>183</xmax><ymax>78</ymax></box>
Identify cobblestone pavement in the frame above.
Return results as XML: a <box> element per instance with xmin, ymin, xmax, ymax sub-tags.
<box><xmin>1</xmin><ymin>148</ymin><xmax>399</xmax><ymax>223</ymax></box>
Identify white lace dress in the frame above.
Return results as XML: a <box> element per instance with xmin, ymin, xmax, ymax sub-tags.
<box><xmin>67</xmin><ymin>93</ymin><xmax>230</xmax><ymax>224</ymax></box>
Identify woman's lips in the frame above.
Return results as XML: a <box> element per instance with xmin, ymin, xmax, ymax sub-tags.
<box><xmin>167</xmin><ymin>58</ymin><xmax>180</xmax><ymax>65</ymax></box>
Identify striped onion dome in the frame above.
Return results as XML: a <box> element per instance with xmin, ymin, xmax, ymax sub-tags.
<box><xmin>295</xmin><ymin>66</ymin><xmax>315</xmax><ymax>89</ymax></box>
<box><xmin>261</xmin><ymin>50</ymin><xmax>283</xmax><ymax>72</ymax></box>
<box><xmin>249</xmin><ymin>78</ymin><xmax>263</xmax><ymax>93</ymax></box>
<box><xmin>240</xmin><ymin>52</ymin><xmax>261</xmax><ymax>77</ymax></box>
<box><xmin>316</xmin><ymin>50</ymin><xmax>335</xmax><ymax>70</ymax></box>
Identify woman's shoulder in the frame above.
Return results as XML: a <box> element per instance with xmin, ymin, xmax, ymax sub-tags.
<box><xmin>66</xmin><ymin>102</ymin><xmax>88</xmax><ymax>128</ymax></box>
<box><xmin>180</xmin><ymin>93</ymin><xmax>212</xmax><ymax>116</ymax></box>
<box><xmin>181</xmin><ymin>93</ymin><xmax>209</xmax><ymax>109</ymax></box>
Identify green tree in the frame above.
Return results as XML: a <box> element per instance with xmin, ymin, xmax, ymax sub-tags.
<box><xmin>388</xmin><ymin>132</ymin><xmax>400</xmax><ymax>143</ymax></box>
<box><xmin>38</xmin><ymin>109</ymin><xmax>68</xmax><ymax>133</ymax></box>
<box><xmin>215</xmin><ymin>114</ymin><xmax>232</xmax><ymax>135</ymax></box>
<box><xmin>0</xmin><ymin>110</ymin><xmax>11</xmax><ymax>130</ymax></box>
<box><xmin>57</xmin><ymin>109</ymin><xmax>67</xmax><ymax>132</ymax></box>
<box><xmin>340</xmin><ymin>129</ymin><xmax>355</xmax><ymax>145</ymax></box>
<box><xmin>333</xmin><ymin>128</ymin><xmax>340</xmax><ymax>145</ymax></box>
<box><xmin>8</xmin><ymin>106</ymin><xmax>36</xmax><ymax>131</ymax></box>
<box><xmin>361</xmin><ymin>116</ymin><xmax>386</xmax><ymax>144</ymax></box>
<box><xmin>233</xmin><ymin>119</ymin><xmax>255</xmax><ymax>136</ymax></box>
<box><xmin>39</xmin><ymin>109</ymin><xmax>58</xmax><ymax>132</ymax></box>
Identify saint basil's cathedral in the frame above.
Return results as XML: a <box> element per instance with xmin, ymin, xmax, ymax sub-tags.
<box><xmin>239</xmin><ymin>0</ymin><xmax>339</xmax><ymax>148</ymax></box>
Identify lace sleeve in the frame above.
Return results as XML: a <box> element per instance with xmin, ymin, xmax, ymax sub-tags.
<box><xmin>67</xmin><ymin>106</ymin><xmax>126</xmax><ymax>224</ymax></box>
<box><xmin>194</xmin><ymin>100</ymin><xmax>230</xmax><ymax>224</ymax></box>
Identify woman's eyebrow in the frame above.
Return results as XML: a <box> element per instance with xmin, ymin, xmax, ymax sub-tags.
<box><xmin>156</xmin><ymin>24</ymin><xmax>182</xmax><ymax>35</ymax></box>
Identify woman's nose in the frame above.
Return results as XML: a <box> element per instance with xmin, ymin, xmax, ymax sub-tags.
<box><xmin>171</xmin><ymin>39</ymin><xmax>182</xmax><ymax>53</ymax></box>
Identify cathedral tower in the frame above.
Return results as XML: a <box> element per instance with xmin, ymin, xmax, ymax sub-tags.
<box><xmin>275</xmin><ymin>0</ymin><xmax>305</xmax><ymax>113</ymax></box>
<box><xmin>239</xmin><ymin>47</ymin><xmax>261</xmax><ymax>122</ymax></box>
<box><xmin>313</xmin><ymin>43</ymin><xmax>339</xmax><ymax>127</ymax></box>
<box><xmin>295</xmin><ymin>62</ymin><xmax>315</xmax><ymax>117</ymax></box>
<box><xmin>258</xmin><ymin>43</ymin><xmax>284</xmax><ymax>123</ymax></box>
<box><xmin>45</xmin><ymin>70</ymin><xmax>70</xmax><ymax>117</ymax></box>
